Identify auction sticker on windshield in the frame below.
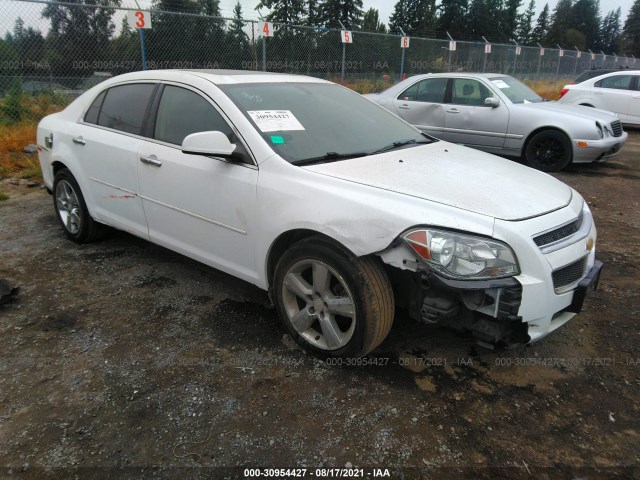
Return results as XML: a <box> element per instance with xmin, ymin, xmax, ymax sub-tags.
<box><xmin>248</xmin><ymin>110</ymin><xmax>305</xmax><ymax>132</ymax></box>
<box><xmin>492</xmin><ymin>80</ymin><xmax>510</xmax><ymax>89</ymax></box>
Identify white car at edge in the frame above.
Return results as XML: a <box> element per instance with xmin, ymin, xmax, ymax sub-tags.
<box><xmin>559</xmin><ymin>70</ymin><xmax>640</xmax><ymax>126</ymax></box>
<box><xmin>37</xmin><ymin>69</ymin><xmax>603</xmax><ymax>358</ymax></box>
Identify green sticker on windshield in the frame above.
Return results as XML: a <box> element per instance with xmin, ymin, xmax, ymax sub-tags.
<box><xmin>271</xmin><ymin>135</ymin><xmax>285</xmax><ymax>144</ymax></box>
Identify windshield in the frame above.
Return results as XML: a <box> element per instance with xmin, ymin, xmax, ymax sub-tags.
<box><xmin>219</xmin><ymin>82</ymin><xmax>433</xmax><ymax>164</ymax></box>
<box><xmin>488</xmin><ymin>76</ymin><xmax>543</xmax><ymax>104</ymax></box>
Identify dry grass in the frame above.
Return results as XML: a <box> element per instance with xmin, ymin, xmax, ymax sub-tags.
<box><xmin>0</xmin><ymin>191</ymin><xmax>8</xmax><ymax>201</ymax></box>
<box><xmin>523</xmin><ymin>78</ymin><xmax>572</xmax><ymax>100</ymax></box>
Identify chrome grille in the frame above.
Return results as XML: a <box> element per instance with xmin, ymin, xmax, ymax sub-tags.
<box><xmin>610</xmin><ymin>120</ymin><xmax>622</xmax><ymax>138</ymax></box>
<box><xmin>534</xmin><ymin>213</ymin><xmax>583</xmax><ymax>248</ymax></box>
<box><xmin>553</xmin><ymin>257</ymin><xmax>587</xmax><ymax>292</ymax></box>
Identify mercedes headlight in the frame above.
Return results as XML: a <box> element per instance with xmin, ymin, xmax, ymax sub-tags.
<box><xmin>402</xmin><ymin>229</ymin><xmax>520</xmax><ymax>279</ymax></box>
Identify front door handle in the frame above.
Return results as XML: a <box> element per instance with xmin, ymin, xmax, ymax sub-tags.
<box><xmin>446</xmin><ymin>108</ymin><xmax>459</xmax><ymax>113</ymax></box>
<box><xmin>72</xmin><ymin>136</ymin><xmax>86</xmax><ymax>145</ymax></box>
<box><xmin>140</xmin><ymin>154</ymin><xmax>162</xmax><ymax>167</ymax></box>
<box><xmin>398</xmin><ymin>104</ymin><xmax>411</xmax><ymax>109</ymax></box>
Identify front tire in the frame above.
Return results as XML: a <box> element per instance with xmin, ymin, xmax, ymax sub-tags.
<box><xmin>524</xmin><ymin>130</ymin><xmax>572</xmax><ymax>172</ymax></box>
<box><xmin>53</xmin><ymin>168</ymin><xmax>107</xmax><ymax>243</ymax></box>
<box><xmin>273</xmin><ymin>236</ymin><xmax>394</xmax><ymax>359</ymax></box>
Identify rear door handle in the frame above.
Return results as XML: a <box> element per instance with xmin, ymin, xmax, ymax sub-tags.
<box><xmin>140</xmin><ymin>154</ymin><xmax>162</xmax><ymax>167</ymax></box>
<box><xmin>72</xmin><ymin>136</ymin><xmax>86</xmax><ymax>145</ymax></box>
<box><xmin>398</xmin><ymin>104</ymin><xmax>412</xmax><ymax>109</ymax></box>
<box><xmin>446</xmin><ymin>108</ymin><xmax>459</xmax><ymax>113</ymax></box>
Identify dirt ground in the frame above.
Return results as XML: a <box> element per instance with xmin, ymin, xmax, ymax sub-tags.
<box><xmin>1</xmin><ymin>132</ymin><xmax>639</xmax><ymax>480</ymax></box>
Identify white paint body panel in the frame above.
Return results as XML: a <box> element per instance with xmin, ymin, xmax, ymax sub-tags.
<box><xmin>37</xmin><ymin>69</ymin><xmax>600</xmax><ymax>344</ymax></box>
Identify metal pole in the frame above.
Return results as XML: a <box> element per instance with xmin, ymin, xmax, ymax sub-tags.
<box><xmin>511</xmin><ymin>39</ymin><xmax>518</xmax><ymax>76</ymax></box>
<box><xmin>140</xmin><ymin>29</ymin><xmax>147</xmax><ymax>70</ymax></box>
<box><xmin>399</xmin><ymin>27</ymin><xmax>406</xmax><ymax>79</ymax></box>
<box><xmin>555</xmin><ymin>44</ymin><xmax>562</xmax><ymax>88</ymax></box>
<box><xmin>601</xmin><ymin>51</ymin><xmax>606</xmax><ymax>68</ymax></box>
<box><xmin>573</xmin><ymin>47</ymin><xmax>580</xmax><ymax>78</ymax></box>
<box><xmin>338</xmin><ymin>20</ymin><xmax>347</xmax><ymax>83</ymax></box>
<box><xmin>588</xmin><ymin>49</ymin><xmax>594</xmax><ymax>68</ymax></box>
<box><xmin>446</xmin><ymin>32</ymin><xmax>453</xmax><ymax>73</ymax></box>
<box><xmin>536</xmin><ymin>42</ymin><xmax>543</xmax><ymax>80</ymax></box>
<box><xmin>482</xmin><ymin>36</ymin><xmax>489</xmax><ymax>73</ymax></box>
<box><xmin>262</xmin><ymin>37</ymin><xmax>266</xmax><ymax>71</ymax></box>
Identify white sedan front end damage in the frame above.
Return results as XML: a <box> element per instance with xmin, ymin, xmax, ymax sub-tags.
<box><xmin>377</xmin><ymin>191</ymin><xmax>601</xmax><ymax>348</ymax></box>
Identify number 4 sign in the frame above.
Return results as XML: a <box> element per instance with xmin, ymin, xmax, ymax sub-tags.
<box><xmin>341</xmin><ymin>30</ymin><xmax>353</xmax><ymax>44</ymax></box>
<box><xmin>261</xmin><ymin>22</ymin><xmax>274</xmax><ymax>37</ymax></box>
<box><xmin>401</xmin><ymin>37</ymin><xmax>410</xmax><ymax>48</ymax></box>
<box><xmin>127</xmin><ymin>10</ymin><xmax>152</xmax><ymax>29</ymax></box>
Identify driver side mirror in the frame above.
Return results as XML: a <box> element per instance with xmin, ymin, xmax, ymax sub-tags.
<box><xmin>182</xmin><ymin>131</ymin><xmax>237</xmax><ymax>158</ymax></box>
<box><xmin>484</xmin><ymin>97</ymin><xmax>500</xmax><ymax>108</ymax></box>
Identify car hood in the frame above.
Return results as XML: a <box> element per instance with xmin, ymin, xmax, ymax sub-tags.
<box><xmin>301</xmin><ymin>142</ymin><xmax>572</xmax><ymax>221</ymax></box>
<box><xmin>517</xmin><ymin>101</ymin><xmax>619</xmax><ymax>122</ymax></box>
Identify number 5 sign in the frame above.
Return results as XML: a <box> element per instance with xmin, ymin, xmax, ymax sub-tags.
<box><xmin>341</xmin><ymin>30</ymin><xmax>353</xmax><ymax>44</ymax></box>
<box><xmin>401</xmin><ymin>36</ymin><xmax>410</xmax><ymax>48</ymax></box>
<box><xmin>127</xmin><ymin>10</ymin><xmax>152</xmax><ymax>29</ymax></box>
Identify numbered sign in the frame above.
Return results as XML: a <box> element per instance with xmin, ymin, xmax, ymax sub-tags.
<box><xmin>341</xmin><ymin>30</ymin><xmax>353</xmax><ymax>44</ymax></box>
<box><xmin>540</xmin><ymin>48</ymin><xmax>545</xmax><ymax>56</ymax></box>
<box><xmin>576</xmin><ymin>51</ymin><xmax>581</xmax><ymax>58</ymax></box>
<box><xmin>484</xmin><ymin>44</ymin><xmax>491</xmax><ymax>54</ymax></box>
<box><xmin>261</xmin><ymin>22</ymin><xmax>274</xmax><ymax>37</ymax></box>
<box><xmin>591</xmin><ymin>52</ymin><xmax>595</xmax><ymax>60</ymax></box>
<box><xmin>127</xmin><ymin>10</ymin><xmax>152</xmax><ymax>29</ymax></box>
<box><xmin>449</xmin><ymin>41</ymin><xmax>456</xmax><ymax>51</ymax></box>
<box><xmin>401</xmin><ymin>36</ymin><xmax>410</xmax><ymax>49</ymax></box>
<box><xmin>515</xmin><ymin>46</ymin><xmax>521</xmax><ymax>56</ymax></box>
<box><xmin>559</xmin><ymin>49</ymin><xmax>564</xmax><ymax>57</ymax></box>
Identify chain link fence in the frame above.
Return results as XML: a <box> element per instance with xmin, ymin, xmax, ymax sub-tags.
<box><xmin>1</xmin><ymin>0</ymin><xmax>638</xmax><ymax>99</ymax></box>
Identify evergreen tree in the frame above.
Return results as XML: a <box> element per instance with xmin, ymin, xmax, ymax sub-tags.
<box><xmin>362</xmin><ymin>8</ymin><xmax>386</xmax><ymax>32</ymax></box>
<box><xmin>516</xmin><ymin>0</ymin><xmax>536</xmax><ymax>44</ymax></box>
<box><xmin>306</xmin><ymin>0</ymin><xmax>322</xmax><ymax>26</ymax></box>
<box><xmin>408</xmin><ymin>0</ymin><xmax>438</xmax><ymax>37</ymax></box>
<box><xmin>256</xmin><ymin>0</ymin><xmax>306</xmax><ymax>24</ymax></box>
<box><xmin>466</xmin><ymin>0</ymin><xmax>493</xmax><ymax>39</ymax></box>
<box><xmin>437</xmin><ymin>0</ymin><xmax>469</xmax><ymax>36</ymax></box>
<box><xmin>622</xmin><ymin>0</ymin><xmax>640</xmax><ymax>55</ymax></box>
<box><xmin>599</xmin><ymin>8</ymin><xmax>621</xmax><ymax>52</ymax></box>
<box><xmin>545</xmin><ymin>0</ymin><xmax>573</xmax><ymax>45</ymax></box>
<box><xmin>319</xmin><ymin>0</ymin><xmax>364</xmax><ymax>29</ymax></box>
<box><xmin>502</xmin><ymin>0</ymin><xmax>522</xmax><ymax>41</ymax></box>
<box><xmin>43</xmin><ymin>0</ymin><xmax>120</xmax><ymax>77</ymax></box>
<box><xmin>571</xmin><ymin>0</ymin><xmax>600</xmax><ymax>49</ymax></box>
<box><xmin>388</xmin><ymin>0</ymin><xmax>411</xmax><ymax>34</ymax></box>
<box><xmin>531</xmin><ymin>2</ymin><xmax>549</xmax><ymax>43</ymax></box>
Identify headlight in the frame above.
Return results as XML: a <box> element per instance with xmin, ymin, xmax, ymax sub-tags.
<box><xmin>402</xmin><ymin>229</ymin><xmax>520</xmax><ymax>279</ymax></box>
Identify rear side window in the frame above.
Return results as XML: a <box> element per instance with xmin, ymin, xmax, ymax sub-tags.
<box><xmin>84</xmin><ymin>91</ymin><xmax>106</xmax><ymax>124</ymax></box>
<box><xmin>97</xmin><ymin>84</ymin><xmax>155</xmax><ymax>135</ymax></box>
<box><xmin>595</xmin><ymin>75</ymin><xmax>633</xmax><ymax>90</ymax></box>
<box><xmin>154</xmin><ymin>85</ymin><xmax>233</xmax><ymax>145</ymax></box>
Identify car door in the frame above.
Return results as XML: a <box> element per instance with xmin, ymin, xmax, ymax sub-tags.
<box><xmin>74</xmin><ymin>82</ymin><xmax>157</xmax><ymax>238</ymax></box>
<box><xmin>630</xmin><ymin>75</ymin><xmax>640</xmax><ymax>125</ymax></box>
<box><xmin>137</xmin><ymin>84</ymin><xmax>259</xmax><ymax>283</ymax></box>
<box><xmin>592</xmin><ymin>74</ymin><xmax>634</xmax><ymax>121</ymax></box>
<box><xmin>391</xmin><ymin>78</ymin><xmax>448</xmax><ymax>136</ymax></box>
<box><xmin>443</xmin><ymin>78</ymin><xmax>509</xmax><ymax>151</ymax></box>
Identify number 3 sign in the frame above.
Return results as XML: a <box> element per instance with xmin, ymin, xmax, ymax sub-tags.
<box><xmin>127</xmin><ymin>10</ymin><xmax>152</xmax><ymax>29</ymax></box>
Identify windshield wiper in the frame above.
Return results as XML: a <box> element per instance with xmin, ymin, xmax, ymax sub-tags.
<box><xmin>370</xmin><ymin>135</ymin><xmax>433</xmax><ymax>156</ymax></box>
<box><xmin>294</xmin><ymin>151</ymin><xmax>370</xmax><ymax>166</ymax></box>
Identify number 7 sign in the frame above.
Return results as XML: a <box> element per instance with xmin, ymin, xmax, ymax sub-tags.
<box><xmin>127</xmin><ymin>10</ymin><xmax>152</xmax><ymax>29</ymax></box>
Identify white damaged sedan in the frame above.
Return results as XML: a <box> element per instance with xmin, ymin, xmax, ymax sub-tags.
<box><xmin>37</xmin><ymin>69</ymin><xmax>602</xmax><ymax>358</ymax></box>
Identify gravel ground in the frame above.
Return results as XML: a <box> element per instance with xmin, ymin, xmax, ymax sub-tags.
<box><xmin>1</xmin><ymin>131</ymin><xmax>639</xmax><ymax>479</ymax></box>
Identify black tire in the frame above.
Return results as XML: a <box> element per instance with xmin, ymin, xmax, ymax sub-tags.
<box><xmin>53</xmin><ymin>168</ymin><xmax>108</xmax><ymax>243</ymax></box>
<box><xmin>524</xmin><ymin>130</ymin><xmax>573</xmax><ymax>172</ymax></box>
<box><xmin>273</xmin><ymin>236</ymin><xmax>394</xmax><ymax>359</ymax></box>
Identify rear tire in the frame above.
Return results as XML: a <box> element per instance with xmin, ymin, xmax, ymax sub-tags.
<box><xmin>53</xmin><ymin>168</ymin><xmax>108</xmax><ymax>243</ymax></box>
<box><xmin>273</xmin><ymin>236</ymin><xmax>394</xmax><ymax>359</ymax></box>
<box><xmin>524</xmin><ymin>130</ymin><xmax>572</xmax><ymax>172</ymax></box>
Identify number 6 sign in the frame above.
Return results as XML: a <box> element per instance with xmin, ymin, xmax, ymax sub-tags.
<box><xmin>127</xmin><ymin>10</ymin><xmax>152</xmax><ymax>29</ymax></box>
<box><xmin>341</xmin><ymin>30</ymin><xmax>353</xmax><ymax>44</ymax></box>
<box><xmin>401</xmin><ymin>36</ymin><xmax>410</xmax><ymax>48</ymax></box>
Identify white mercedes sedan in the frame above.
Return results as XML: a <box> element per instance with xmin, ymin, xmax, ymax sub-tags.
<box><xmin>37</xmin><ymin>69</ymin><xmax>602</xmax><ymax>358</ymax></box>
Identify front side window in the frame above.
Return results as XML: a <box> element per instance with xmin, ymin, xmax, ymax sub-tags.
<box><xmin>97</xmin><ymin>84</ymin><xmax>156</xmax><ymax>135</ymax></box>
<box><xmin>154</xmin><ymin>85</ymin><xmax>233</xmax><ymax>145</ymax></box>
<box><xmin>595</xmin><ymin>75</ymin><xmax>633</xmax><ymax>90</ymax></box>
<box><xmin>451</xmin><ymin>79</ymin><xmax>492</xmax><ymax>106</ymax></box>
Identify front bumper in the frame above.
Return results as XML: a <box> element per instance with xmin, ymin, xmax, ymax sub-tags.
<box><xmin>572</xmin><ymin>130</ymin><xmax>628</xmax><ymax>163</ymax></box>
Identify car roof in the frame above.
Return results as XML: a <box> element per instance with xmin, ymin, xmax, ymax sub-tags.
<box><xmin>104</xmin><ymin>69</ymin><xmax>331</xmax><ymax>86</ymax></box>
<box><xmin>409</xmin><ymin>72</ymin><xmax>509</xmax><ymax>80</ymax></box>
<box><xmin>585</xmin><ymin>69</ymin><xmax>640</xmax><ymax>82</ymax></box>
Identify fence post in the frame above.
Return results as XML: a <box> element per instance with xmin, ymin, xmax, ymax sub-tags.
<box><xmin>511</xmin><ymin>39</ymin><xmax>519</xmax><ymax>76</ymax></box>
<box><xmin>140</xmin><ymin>29</ymin><xmax>147</xmax><ymax>70</ymax></box>
<box><xmin>555</xmin><ymin>44</ymin><xmax>562</xmax><ymax>88</ymax></box>
<box><xmin>399</xmin><ymin>28</ymin><xmax>407</xmax><ymax>79</ymax></box>
<box><xmin>482</xmin><ymin>36</ymin><xmax>489</xmax><ymax>73</ymax></box>
<box><xmin>536</xmin><ymin>42</ymin><xmax>543</xmax><ymax>80</ymax></box>
<box><xmin>339</xmin><ymin>21</ymin><xmax>347</xmax><ymax>83</ymax></box>
<box><xmin>573</xmin><ymin>47</ymin><xmax>581</xmax><ymax>78</ymax></box>
<box><xmin>262</xmin><ymin>36</ymin><xmax>267</xmax><ymax>71</ymax></box>
<box><xmin>446</xmin><ymin>32</ymin><xmax>454</xmax><ymax>72</ymax></box>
